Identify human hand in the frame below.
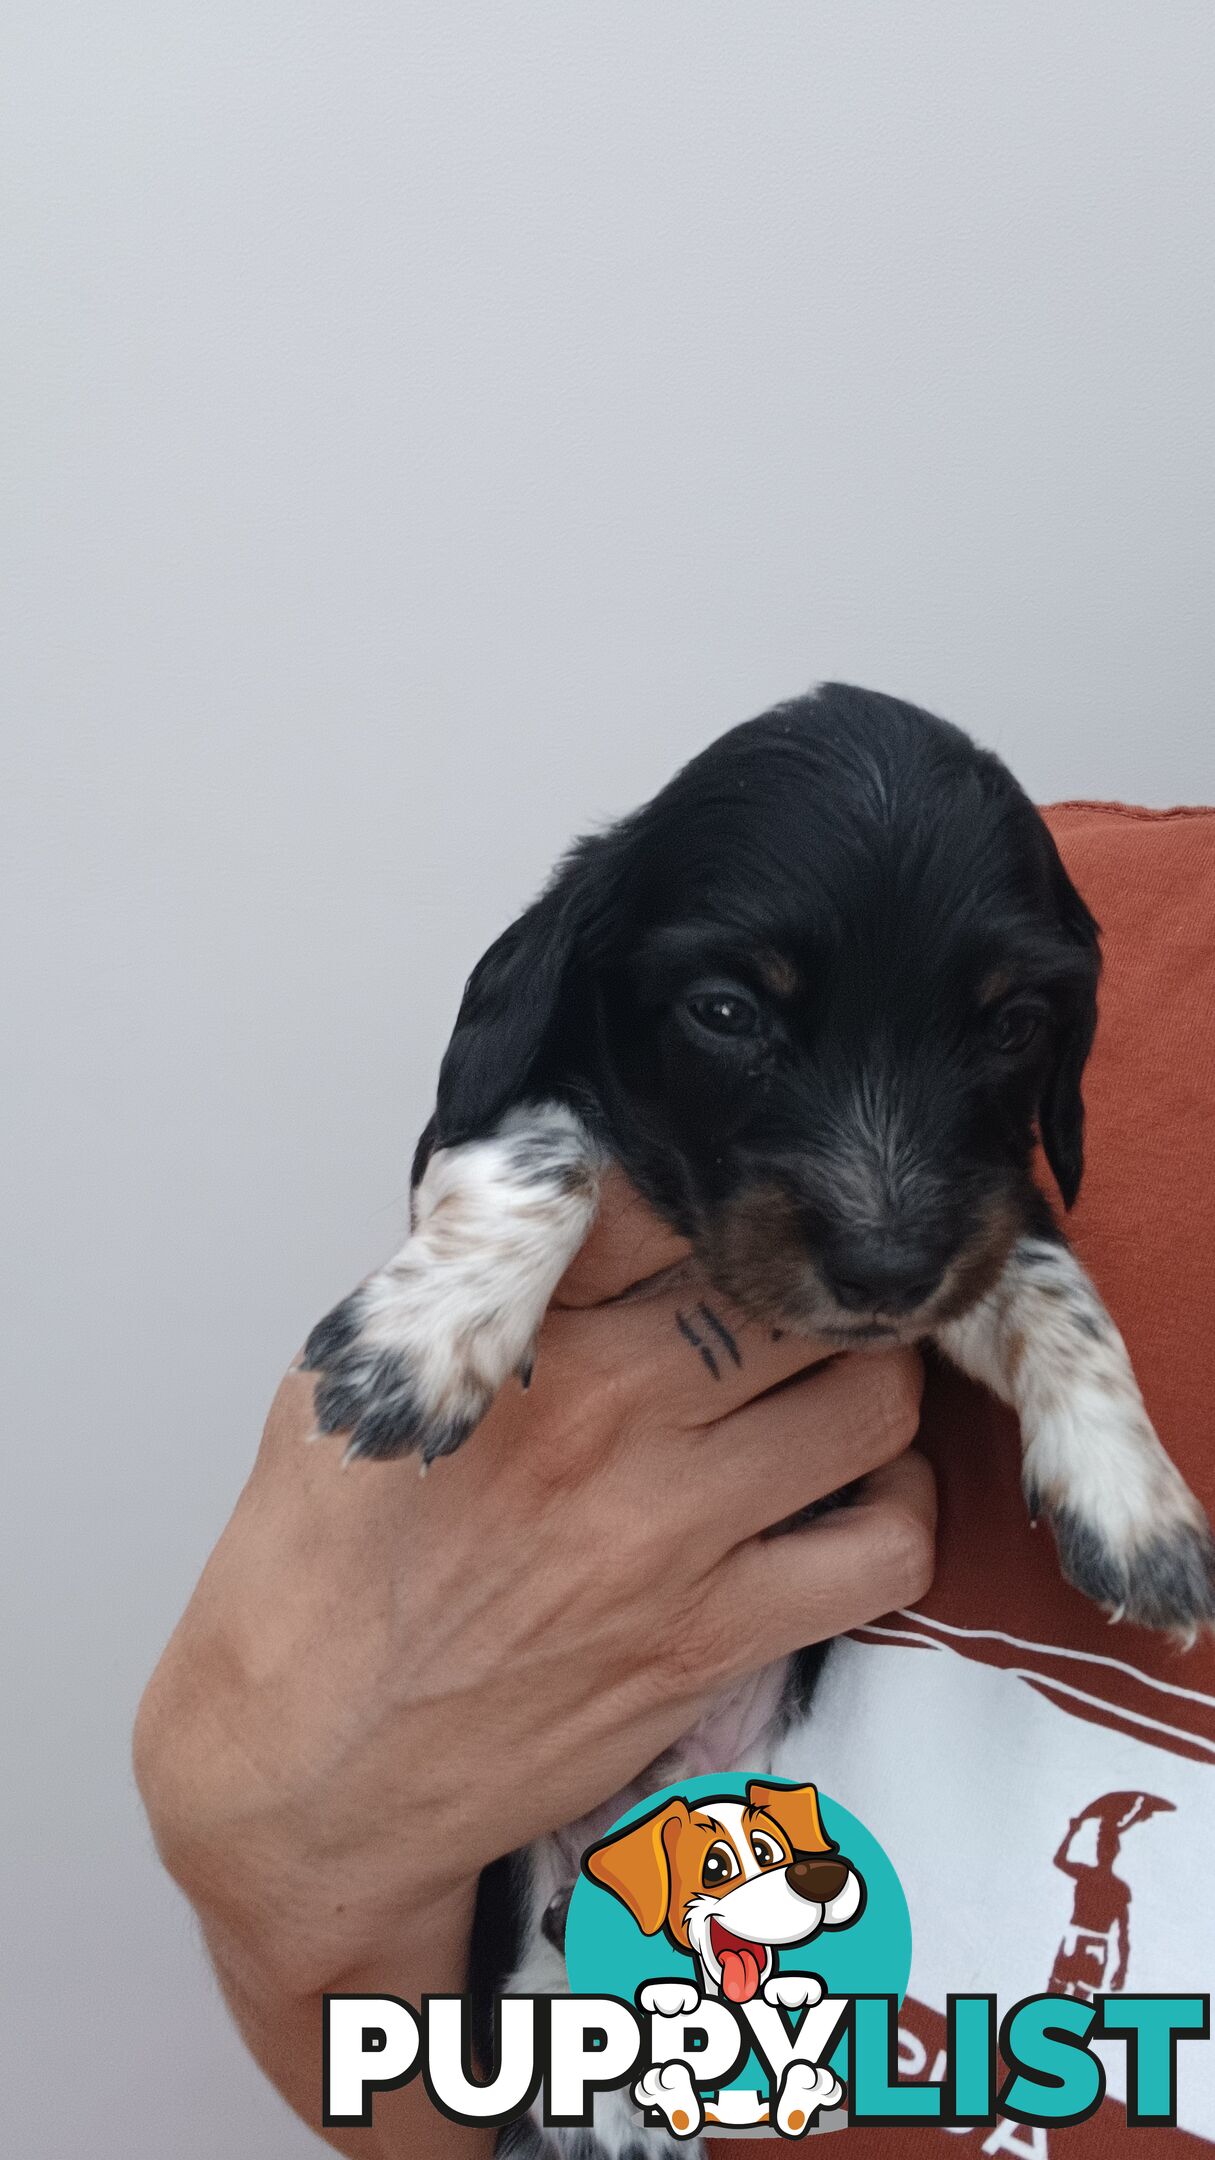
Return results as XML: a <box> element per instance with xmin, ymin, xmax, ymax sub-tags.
<box><xmin>135</xmin><ymin>1172</ymin><xmax>932</xmax><ymax>2004</ymax></box>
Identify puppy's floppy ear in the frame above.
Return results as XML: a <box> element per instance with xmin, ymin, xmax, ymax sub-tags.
<box><xmin>582</xmin><ymin>1799</ymin><xmax>689</xmax><ymax>1936</ymax></box>
<box><xmin>1039</xmin><ymin>832</ymin><xmax>1101</xmax><ymax>1210</ymax></box>
<box><xmin>428</xmin><ymin>833</ymin><xmax>619</xmax><ymax>1156</ymax></box>
<box><xmin>433</xmin><ymin>891</ymin><xmax>574</xmax><ymax>1145</ymax></box>
<box><xmin>745</xmin><ymin>1780</ymin><xmax>835</xmax><ymax>1857</ymax></box>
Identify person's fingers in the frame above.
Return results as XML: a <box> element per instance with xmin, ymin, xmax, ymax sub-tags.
<box><xmin>689</xmin><ymin>1348</ymin><xmax>925</xmax><ymax>1544</ymax></box>
<box><xmin>705</xmin><ymin>1449</ymin><xmax>937</xmax><ymax>1678</ymax></box>
<box><xmin>553</xmin><ymin>1167</ymin><xmax>691</xmax><ymax>1308</ymax></box>
<box><xmin>544</xmin><ymin>1262</ymin><xmax>834</xmax><ymax>1430</ymax></box>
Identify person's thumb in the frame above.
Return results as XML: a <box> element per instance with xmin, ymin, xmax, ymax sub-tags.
<box><xmin>553</xmin><ymin>1166</ymin><xmax>691</xmax><ymax>1308</ymax></box>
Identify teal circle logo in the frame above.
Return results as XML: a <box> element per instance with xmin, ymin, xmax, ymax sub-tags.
<box><xmin>565</xmin><ymin>1773</ymin><xmax>910</xmax><ymax>2119</ymax></box>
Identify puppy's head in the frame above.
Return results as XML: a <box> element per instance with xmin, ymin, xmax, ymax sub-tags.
<box><xmin>584</xmin><ymin>1781</ymin><xmax>864</xmax><ymax>2002</ymax></box>
<box><xmin>427</xmin><ymin>683</ymin><xmax>1100</xmax><ymax>1341</ymax></box>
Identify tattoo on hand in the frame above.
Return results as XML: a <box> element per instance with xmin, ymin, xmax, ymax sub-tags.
<box><xmin>675</xmin><ymin>1303</ymin><xmax>742</xmax><ymax>1379</ymax></box>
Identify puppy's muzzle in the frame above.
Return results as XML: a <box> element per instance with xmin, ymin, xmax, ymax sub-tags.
<box><xmin>786</xmin><ymin>1856</ymin><xmax>852</xmax><ymax>1904</ymax></box>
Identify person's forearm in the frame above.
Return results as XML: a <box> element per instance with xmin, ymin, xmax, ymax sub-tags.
<box><xmin>135</xmin><ymin>1184</ymin><xmax>930</xmax><ymax>2156</ymax></box>
<box><xmin>201</xmin><ymin>1883</ymin><xmax>491</xmax><ymax>2159</ymax></box>
<box><xmin>136</xmin><ymin>1647</ymin><xmax>490</xmax><ymax>2156</ymax></box>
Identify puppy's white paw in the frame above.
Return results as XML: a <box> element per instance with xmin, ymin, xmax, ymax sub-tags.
<box><xmin>776</xmin><ymin>2060</ymin><xmax>844</xmax><ymax>2134</ymax></box>
<box><xmin>303</xmin><ymin>1107</ymin><xmax>599</xmax><ymax>1463</ymax></box>
<box><xmin>939</xmin><ymin>1235</ymin><xmax>1215</xmax><ymax>1640</ymax></box>
<box><xmin>303</xmin><ymin>1268</ymin><xmax>502</xmax><ymax>1464</ymax></box>
<box><xmin>638</xmin><ymin>1981</ymin><xmax>702</xmax><ymax>2019</ymax></box>
<box><xmin>762</xmin><ymin>1972</ymin><xmax>824</xmax><ymax>2012</ymax></box>
<box><xmin>1027</xmin><ymin>1405</ymin><xmax>1215</xmax><ymax>1635</ymax></box>
<box><xmin>632</xmin><ymin>2061</ymin><xmax>704</xmax><ymax>2139</ymax></box>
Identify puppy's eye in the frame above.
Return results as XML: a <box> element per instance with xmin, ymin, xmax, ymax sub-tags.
<box><xmin>701</xmin><ymin>1842</ymin><xmax>738</xmax><ymax>1888</ymax></box>
<box><xmin>750</xmin><ymin>1833</ymin><xmax>782</xmax><ymax>1869</ymax></box>
<box><xmin>987</xmin><ymin>999</ymin><xmax>1047</xmax><ymax>1056</ymax></box>
<box><xmin>683</xmin><ymin>983</ymin><xmax>762</xmax><ymax>1040</ymax></box>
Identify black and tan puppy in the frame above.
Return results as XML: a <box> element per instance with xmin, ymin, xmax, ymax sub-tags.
<box><xmin>304</xmin><ymin>683</ymin><xmax>1214</xmax><ymax>2157</ymax></box>
<box><xmin>306</xmin><ymin>682</ymin><xmax>1212</xmax><ymax>1633</ymax></box>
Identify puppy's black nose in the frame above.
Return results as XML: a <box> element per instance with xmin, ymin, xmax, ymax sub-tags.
<box><xmin>787</xmin><ymin>1856</ymin><xmax>851</xmax><ymax>1903</ymax></box>
<box><xmin>826</xmin><ymin>1240</ymin><xmax>943</xmax><ymax>1315</ymax></box>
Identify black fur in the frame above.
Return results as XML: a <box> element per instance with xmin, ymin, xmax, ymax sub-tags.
<box><xmin>472</xmin><ymin>1850</ymin><xmax>532</xmax><ymax>2069</ymax></box>
<box><xmin>429</xmin><ymin>684</ymin><xmax>1099</xmax><ymax>1335</ymax></box>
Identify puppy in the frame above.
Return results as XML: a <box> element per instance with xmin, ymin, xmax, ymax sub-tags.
<box><xmin>303</xmin><ymin>684</ymin><xmax>1215</xmax><ymax>2157</ymax></box>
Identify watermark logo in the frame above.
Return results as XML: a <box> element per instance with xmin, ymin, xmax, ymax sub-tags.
<box><xmin>320</xmin><ymin>1771</ymin><xmax>1208</xmax><ymax>2140</ymax></box>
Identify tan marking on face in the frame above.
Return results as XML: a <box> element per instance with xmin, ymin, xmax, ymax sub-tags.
<box><xmin>756</xmin><ymin>948</ymin><xmax>801</xmax><ymax>999</ymax></box>
<box><xmin>697</xmin><ymin>1181</ymin><xmax>828</xmax><ymax>1327</ymax></box>
<box><xmin>929</xmin><ymin>1189</ymin><xmax>1026</xmax><ymax>1323</ymax></box>
<box><xmin>977</xmin><ymin>965</ymin><xmax>1016</xmax><ymax>1008</ymax></box>
<box><xmin>702</xmin><ymin>1179</ymin><xmax>1029</xmax><ymax>1338</ymax></box>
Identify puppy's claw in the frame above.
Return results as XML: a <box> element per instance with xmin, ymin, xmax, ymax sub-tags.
<box><xmin>517</xmin><ymin>1352</ymin><xmax>535</xmax><ymax>1391</ymax></box>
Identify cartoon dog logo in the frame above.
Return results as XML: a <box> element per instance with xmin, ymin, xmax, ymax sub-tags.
<box><xmin>584</xmin><ymin>1779</ymin><xmax>865</xmax><ymax>2002</ymax></box>
<box><xmin>583</xmin><ymin>1780</ymin><xmax>865</xmax><ymax>2134</ymax></box>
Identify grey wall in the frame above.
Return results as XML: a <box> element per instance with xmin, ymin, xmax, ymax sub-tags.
<box><xmin>5</xmin><ymin>4</ymin><xmax>1213</xmax><ymax>2153</ymax></box>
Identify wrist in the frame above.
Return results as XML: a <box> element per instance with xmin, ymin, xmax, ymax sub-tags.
<box><xmin>198</xmin><ymin>1877</ymin><xmax>487</xmax><ymax>2160</ymax></box>
<box><xmin>134</xmin><ymin>1634</ymin><xmax>466</xmax><ymax>1998</ymax></box>
<box><xmin>204</xmin><ymin>1867</ymin><xmax>481</xmax><ymax>2012</ymax></box>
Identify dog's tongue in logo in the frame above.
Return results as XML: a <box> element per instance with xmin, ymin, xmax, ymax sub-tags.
<box><xmin>711</xmin><ymin>1919</ymin><xmax>766</xmax><ymax>2004</ymax></box>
